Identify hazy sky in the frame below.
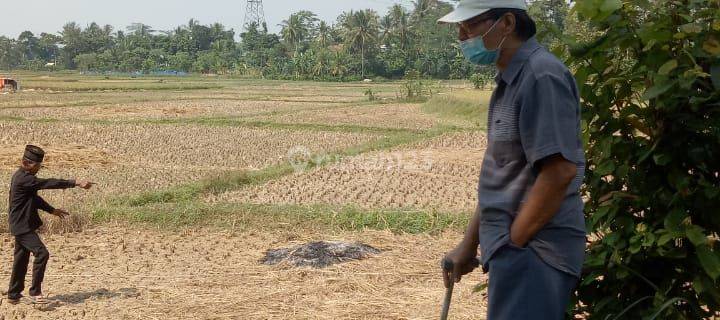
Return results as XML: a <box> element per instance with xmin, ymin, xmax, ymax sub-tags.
<box><xmin>0</xmin><ymin>0</ymin><xmax>417</xmax><ymax>39</ymax></box>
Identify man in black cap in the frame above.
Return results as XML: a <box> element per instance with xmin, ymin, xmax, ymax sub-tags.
<box><xmin>7</xmin><ymin>145</ymin><xmax>94</xmax><ymax>305</ymax></box>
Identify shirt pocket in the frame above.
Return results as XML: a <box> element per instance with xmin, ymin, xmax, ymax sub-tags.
<box><xmin>489</xmin><ymin>104</ymin><xmax>522</xmax><ymax>166</ymax></box>
<box><xmin>490</xmin><ymin>104</ymin><xmax>520</xmax><ymax>141</ymax></box>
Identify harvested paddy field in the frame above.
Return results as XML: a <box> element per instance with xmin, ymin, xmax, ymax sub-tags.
<box><xmin>211</xmin><ymin>131</ymin><xmax>487</xmax><ymax>213</ymax></box>
<box><xmin>0</xmin><ymin>120</ymin><xmax>385</xmax><ymax>214</ymax></box>
<box><xmin>0</xmin><ymin>99</ymin><xmax>346</xmax><ymax>121</ymax></box>
<box><xmin>0</xmin><ymin>74</ymin><xmax>491</xmax><ymax>319</ymax></box>
<box><xmin>0</xmin><ymin>121</ymin><xmax>382</xmax><ymax>170</ymax></box>
<box><xmin>250</xmin><ymin>103</ymin><xmax>477</xmax><ymax>130</ymax></box>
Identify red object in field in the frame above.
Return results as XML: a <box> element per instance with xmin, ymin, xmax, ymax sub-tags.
<box><xmin>0</xmin><ymin>78</ymin><xmax>18</xmax><ymax>91</ymax></box>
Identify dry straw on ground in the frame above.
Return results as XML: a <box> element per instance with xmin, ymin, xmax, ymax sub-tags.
<box><xmin>0</xmin><ymin>225</ymin><xmax>487</xmax><ymax>319</ymax></box>
<box><xmin>0</xmin><ymin>100</ymin><xmax>344</xmax><ymax>121</ymax></box>
<box><xmin>0</xmin><ymin>122</ymin><xmax>384</xmax><ymax>215</ymax></box>
<box><xmin>0</xmin><ymin>122</ymin><xmax>382</xmax><ymax>170</ymax></box>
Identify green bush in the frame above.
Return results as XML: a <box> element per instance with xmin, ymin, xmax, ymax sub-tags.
<box><xmin>569</xmin><ymin>0</ymin><xmax>720</xmax><ymax>318</ymax></box>
<box><xmin>364</xmin><ymin>88</ymin><xmax>377</xmax><ymax>101</ymax></box>
<box><xmin>399</xmin><ymin>69</ymin><xmax>437</xmax><ymax>102</ymax></box>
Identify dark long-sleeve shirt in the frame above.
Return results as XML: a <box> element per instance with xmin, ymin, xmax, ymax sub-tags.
<box><xmin>8</xmin><ymin>168</ymin><xmax>75</xmax><ymax>235</ymax></box>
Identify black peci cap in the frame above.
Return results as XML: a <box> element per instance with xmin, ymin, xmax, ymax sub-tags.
<box><xmin>23</xmin><ymin>145</ymin><xmax>45</xmax><ymax>163</ymax></box>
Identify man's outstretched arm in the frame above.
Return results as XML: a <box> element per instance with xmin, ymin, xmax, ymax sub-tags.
<box><xmin>26</xmin><ymin>177</ymin><xmax>94</xmax><ymax>191</ymax></box>
<box><xmin>27</xmin><ymin>176</ymin><xmax>76</xmax><ymax>191</ymax></box>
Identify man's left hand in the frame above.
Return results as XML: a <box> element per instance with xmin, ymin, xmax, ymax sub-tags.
<box><xmin>76</xmin><ymin>180</ymin><xmax>95</xmax><ymax>189</ymax></box>
<box><xmin>51</xmin><ymin>208</ymin><xmax>70</xmax><ymax>219</ymax></box>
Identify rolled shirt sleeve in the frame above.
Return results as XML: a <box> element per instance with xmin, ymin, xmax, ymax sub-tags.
<box><xmin>519</xmin><ymin>73</ymin><xmax>582</xmax><ymax>169</ymax></box>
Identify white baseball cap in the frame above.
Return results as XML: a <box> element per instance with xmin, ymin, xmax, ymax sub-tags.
<box><xmin>437</xmin><ymin>0</ymin><xmax>528</xmax><ymax>24</ymax></box>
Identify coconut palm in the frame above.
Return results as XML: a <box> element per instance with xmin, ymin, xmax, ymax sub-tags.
<box><xmin>412</xmin><ymin>0</ymin><xmax>436</xmax><ymax>20</ymax></box>
<box><xmin>315</xmin><ymin>21</ymin><xmax>332</xmax><ymax>48</ymax></box>
<box><xmin>380</xmin><ymin>15</ymin><xmax>393</xmax><ymax>45</ymax></box>
<box><xmin>279</xmin><ymin>11</ymin><xmax>318</xmax><ymax>55</ymax></box>
<box><xmin>340</xmin><ymin>9</ymin><xmax>379</xmax><ymax>78</ymax></box>
<box><xmin>390</xmin><ymin>4</ymin><xmax>412</xmax><ymax>50</ymax></box>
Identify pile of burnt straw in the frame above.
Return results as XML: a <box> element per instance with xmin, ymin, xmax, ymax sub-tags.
<box><xmin>262</xmin><ymin>241</ymin><xmax>381</xmax><ymax>268</ymax></box>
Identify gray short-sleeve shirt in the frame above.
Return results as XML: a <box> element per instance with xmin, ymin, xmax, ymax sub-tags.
<box><xmin>477</xmin><ymin>38</ymin><xmax>586</xmax><ymax>278</ymax></box>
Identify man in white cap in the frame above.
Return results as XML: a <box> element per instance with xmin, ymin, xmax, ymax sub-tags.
<box><xmin>439</xmin><ymin>1</ymin><xmax>586</xmax><ymax>319</ymax></box>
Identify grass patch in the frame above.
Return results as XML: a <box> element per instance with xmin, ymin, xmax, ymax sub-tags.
<box><xmin>421</xmin><ymin>89</ymin><xmax>491</xmax><ymax>129</ymax></box>
<box><xmin>327</xmin><ymin>206</ymin><xmax>468</xmax><ymax>234</ymax></box>
<box><xmin>113</xmin><ymin>165</ymin><xmax>294</xmax><ymax>207</ymax></box>
<box><xmin>113</xmin><ymin>117</ymin><xmax>415</xmax><ymax>135</ymax></box>
<box><xmin>92</xmin><ymin>202</ymin><xmax>469</xmax><ymax>234</ymax></box>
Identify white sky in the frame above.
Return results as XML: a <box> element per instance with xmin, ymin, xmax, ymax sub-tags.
<box><xmin>0</xmin><ymin>0</ymin><xmax>417</xmax><ymax>39</ymax></box>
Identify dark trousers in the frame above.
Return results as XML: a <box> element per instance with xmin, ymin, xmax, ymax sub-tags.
<box><xmin>486</xmin><ymin>244</ymin><xmax>578</xmax><ymax>320</ymax></box>
<box><xmin>8</xmin><ymin>232</ymin><xmax>50</xmax><ymax>299</ymax></box>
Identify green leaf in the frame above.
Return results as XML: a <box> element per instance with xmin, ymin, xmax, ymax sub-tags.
<box><xmin>696</xmin><ymin>245</ymin><xmax>720</xmax><ymax>280</ymax></box>
<box><xmin>649</xmin><ymin>297</ymin><xmax>686</xmax><ymax>320</ymax></box>
<box><xmin>630</xmin><ymin>235</ymin><xmax>642</xmax><ymax>254</ymax></box>
<box><xmin>678</xmin><ymin>14</ymin><xmax>693</xmax><ymax>22</ymax></box>
<box><xmin>472</xmin><ymin>282</ymin><xmax>488</xmax><ymax>293</ymax></box>
<box><xmin>642</xmin><ymin>81</ymin><xmax>675</xmax><ymax>100</ymax></box>
<box><xmin>600</xmin><ymin>0</ymin><xmax>623</xmax><ymax>13</ymax></box>
<box><xmin>642</xmin><ymin>232</ymin><xmax>656</xmax><ymax>247</ymax></box>
<box><xmin>574</xmin><ymin>1</ymin><xmax>599</xmax><ymax>19</ymax></box>
<box><xmin>643</xmin><ymin>39</ymin><xmax>657</xmax><ymax>52</ymax></box>
<box><xmin>596</xmin><ymin>161</ymin><xmax>616</xmax><ymax>175</ymax></box>
<box><xmin>653</xmin><ymin>154</ymin><xmax>672</xmax><ymax>166</ymax></box>
<box><xmin>685</xmin><ymin>225</ymin><xmax>707</xmax><ymax>247</ymax></box>
<box><xmin>704</xmin><ymin>37</ymin><xmax>720</xmax><ymax>55</ymax></box>
<box><xmin>657</xmin><ymin>232</ymin><xmax>675</xmax><ymax>246</ymax></box>
<box><xmin>679</xmin><ymin>23</ymin><xmax>703</xmax><ymax>34</ymax></box>
<box><xmin>658</xmin><ymin>60</ymin><xmax>677</xmax><ymax>75</ymax></box>
<box><xmin>664</xmin><ymin>209</ymin><xmax>686</xmax><ymax>232</ymax></box>
<box><xmin>692</xmin><ymin>276</ymin><xmax>704</xmax><ymax>293</ymax></box>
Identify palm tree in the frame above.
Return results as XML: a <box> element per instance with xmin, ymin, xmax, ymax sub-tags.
<box><xmin>329</xmin><ymin>51</ymin><xmax>349</xmax><ymax>78</ymax></box>
<box><xmin>315</xmin><ymin>21</ymin><xmax>332</xmax><ymax>48</ymax></box>
<box><xmin>379</xmin><ymin>15</ymin><xmax>393</xmax><ymax>45</ymax></box>
<box><xmin>280</xmin><ymin>15</ymin><xmax>301</xmax><ymax>54</ymax></box>
<box><xmin>390</xmin><ymin>4</ymin><xmax>412</xmax><ymax>50</ymax></box>
<box><xmin>279</xmin><ymin>11</ymin><xmax>318</xmax><ymax>55</ymax></box>
<box><xmin>340</xmin><ymin>10</ymin><xmax>379</xmax><ymax>78</ymax></box>
<box><xmin>412</xmin><ymin>0</ymin><xmax>436</xmax><ymax>20</ymax></box>
<box><xmin>312</xmin><ymin>52</ymin><xmax>327</xmax><ymax>78</ymax></box>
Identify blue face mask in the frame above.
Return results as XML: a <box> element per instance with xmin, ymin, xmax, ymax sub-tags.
<box><xmin>460</xmin><ymin>19</ymin><xmax>506</xmax><ymax>65</ymax></box>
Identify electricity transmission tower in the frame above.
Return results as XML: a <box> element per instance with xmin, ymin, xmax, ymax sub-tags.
<box><xmin>243</xmin><ymin>0</ymin><xmax>266</xmax><ymax>30</ymax></box>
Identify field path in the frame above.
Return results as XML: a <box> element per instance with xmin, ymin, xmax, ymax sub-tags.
<box><xmin>0</xmin><ymin>225</ymin><xmax>488</xmax><ymax>319</ymax></box>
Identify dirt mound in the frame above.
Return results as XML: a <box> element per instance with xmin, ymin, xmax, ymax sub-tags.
<box><xmin>262</xmin><ymin>241</ymin><xmax>381</xmax><ymax>268</ymax></box>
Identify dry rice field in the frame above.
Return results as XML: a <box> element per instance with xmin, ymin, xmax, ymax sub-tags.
<box><xmin>0</xmin><ymin>74</ymin><xmax>489</xmax><ymax>319</ymax></box>
<box><xmin>211</xmin><ymin>132</ymin><xmax>487</xmax><ymax>213</ymax></box>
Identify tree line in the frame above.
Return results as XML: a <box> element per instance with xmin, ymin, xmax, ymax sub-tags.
<box><xmin>0</xmin><ymin>0</ymin><xmax>569</xmax><ymax>81</ymax></box>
